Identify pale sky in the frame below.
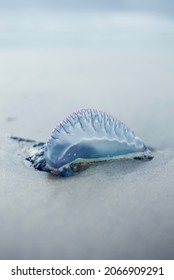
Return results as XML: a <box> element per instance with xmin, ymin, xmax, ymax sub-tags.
<box><xmin>0</xmin><ymin>0</ymin><xmax>173</xmax><ymax>18</ymax></box>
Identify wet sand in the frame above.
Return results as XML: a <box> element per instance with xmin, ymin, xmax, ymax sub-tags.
<box><xmin>0</xmin><ymin>11</ymin><xmax>174</xmax><ymax>259</ymax></box>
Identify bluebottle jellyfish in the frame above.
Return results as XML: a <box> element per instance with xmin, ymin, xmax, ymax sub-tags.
<box><xmin>12</xmin><ymin>109</ymin><xmax>153</xmax><ymax>177</ymax></box>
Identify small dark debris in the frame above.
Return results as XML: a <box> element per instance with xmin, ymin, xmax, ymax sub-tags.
<box><xmin>6</xmin><ymin>117</ymin><xmax>17</xmax><ymax>122</ymax></box>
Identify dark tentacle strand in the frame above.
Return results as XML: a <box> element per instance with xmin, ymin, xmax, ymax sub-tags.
<box><xmin>11</xmin><ymin>135</ymin><xmax>48</xmax><ymax>172</ymax></box>
<box><xmin>26</xmin><ymin>145</ymin><xmax>48</xmax><ymax>172</ymax></box>
<box><xmin>10</xmin><ymin>136</ymin><xmax>45</xmax><ymax>146</ymax></box>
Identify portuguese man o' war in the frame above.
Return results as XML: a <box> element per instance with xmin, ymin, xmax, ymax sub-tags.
<box><xmin>12</xmin><ymin>109</ymin><xmax>154</xmax><ymax>177</ymax></box>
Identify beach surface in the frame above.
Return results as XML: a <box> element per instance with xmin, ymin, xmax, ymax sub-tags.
<box><xmin>0</xmin><ymin>4</ymin><xmax>174</xmax><ymax>259</ymax></box>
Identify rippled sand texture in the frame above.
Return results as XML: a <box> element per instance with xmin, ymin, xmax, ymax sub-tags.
<box><xmin>0</xmin><ymin>2</ymin><xmax>174</xmax><ymax>259</ymax></box>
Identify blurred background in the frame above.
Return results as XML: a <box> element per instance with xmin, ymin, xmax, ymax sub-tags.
<box><xmin>0</xmin><ymin>1</ymin><xmax>174</xmax><ymax>260</ymax></box>
<box><xmin>0</xmin><ymin>0</ymin><xmax>174</xmax><ymax>145</ymax></box>
<box><xmin>0</xmin><ymin>0</ymin><xmax>174</xmax><ymax>48</ymax></box>
<box><xmin>0</xmin><ymin>0</ymin><xmax>174</xmax><ymax>144</ymax></box>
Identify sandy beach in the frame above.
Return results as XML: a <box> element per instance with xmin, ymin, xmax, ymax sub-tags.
<box><xmin>0</xmin><ymin>2</ymin><xmax>174</xmax><ymax>259</ymax></box>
